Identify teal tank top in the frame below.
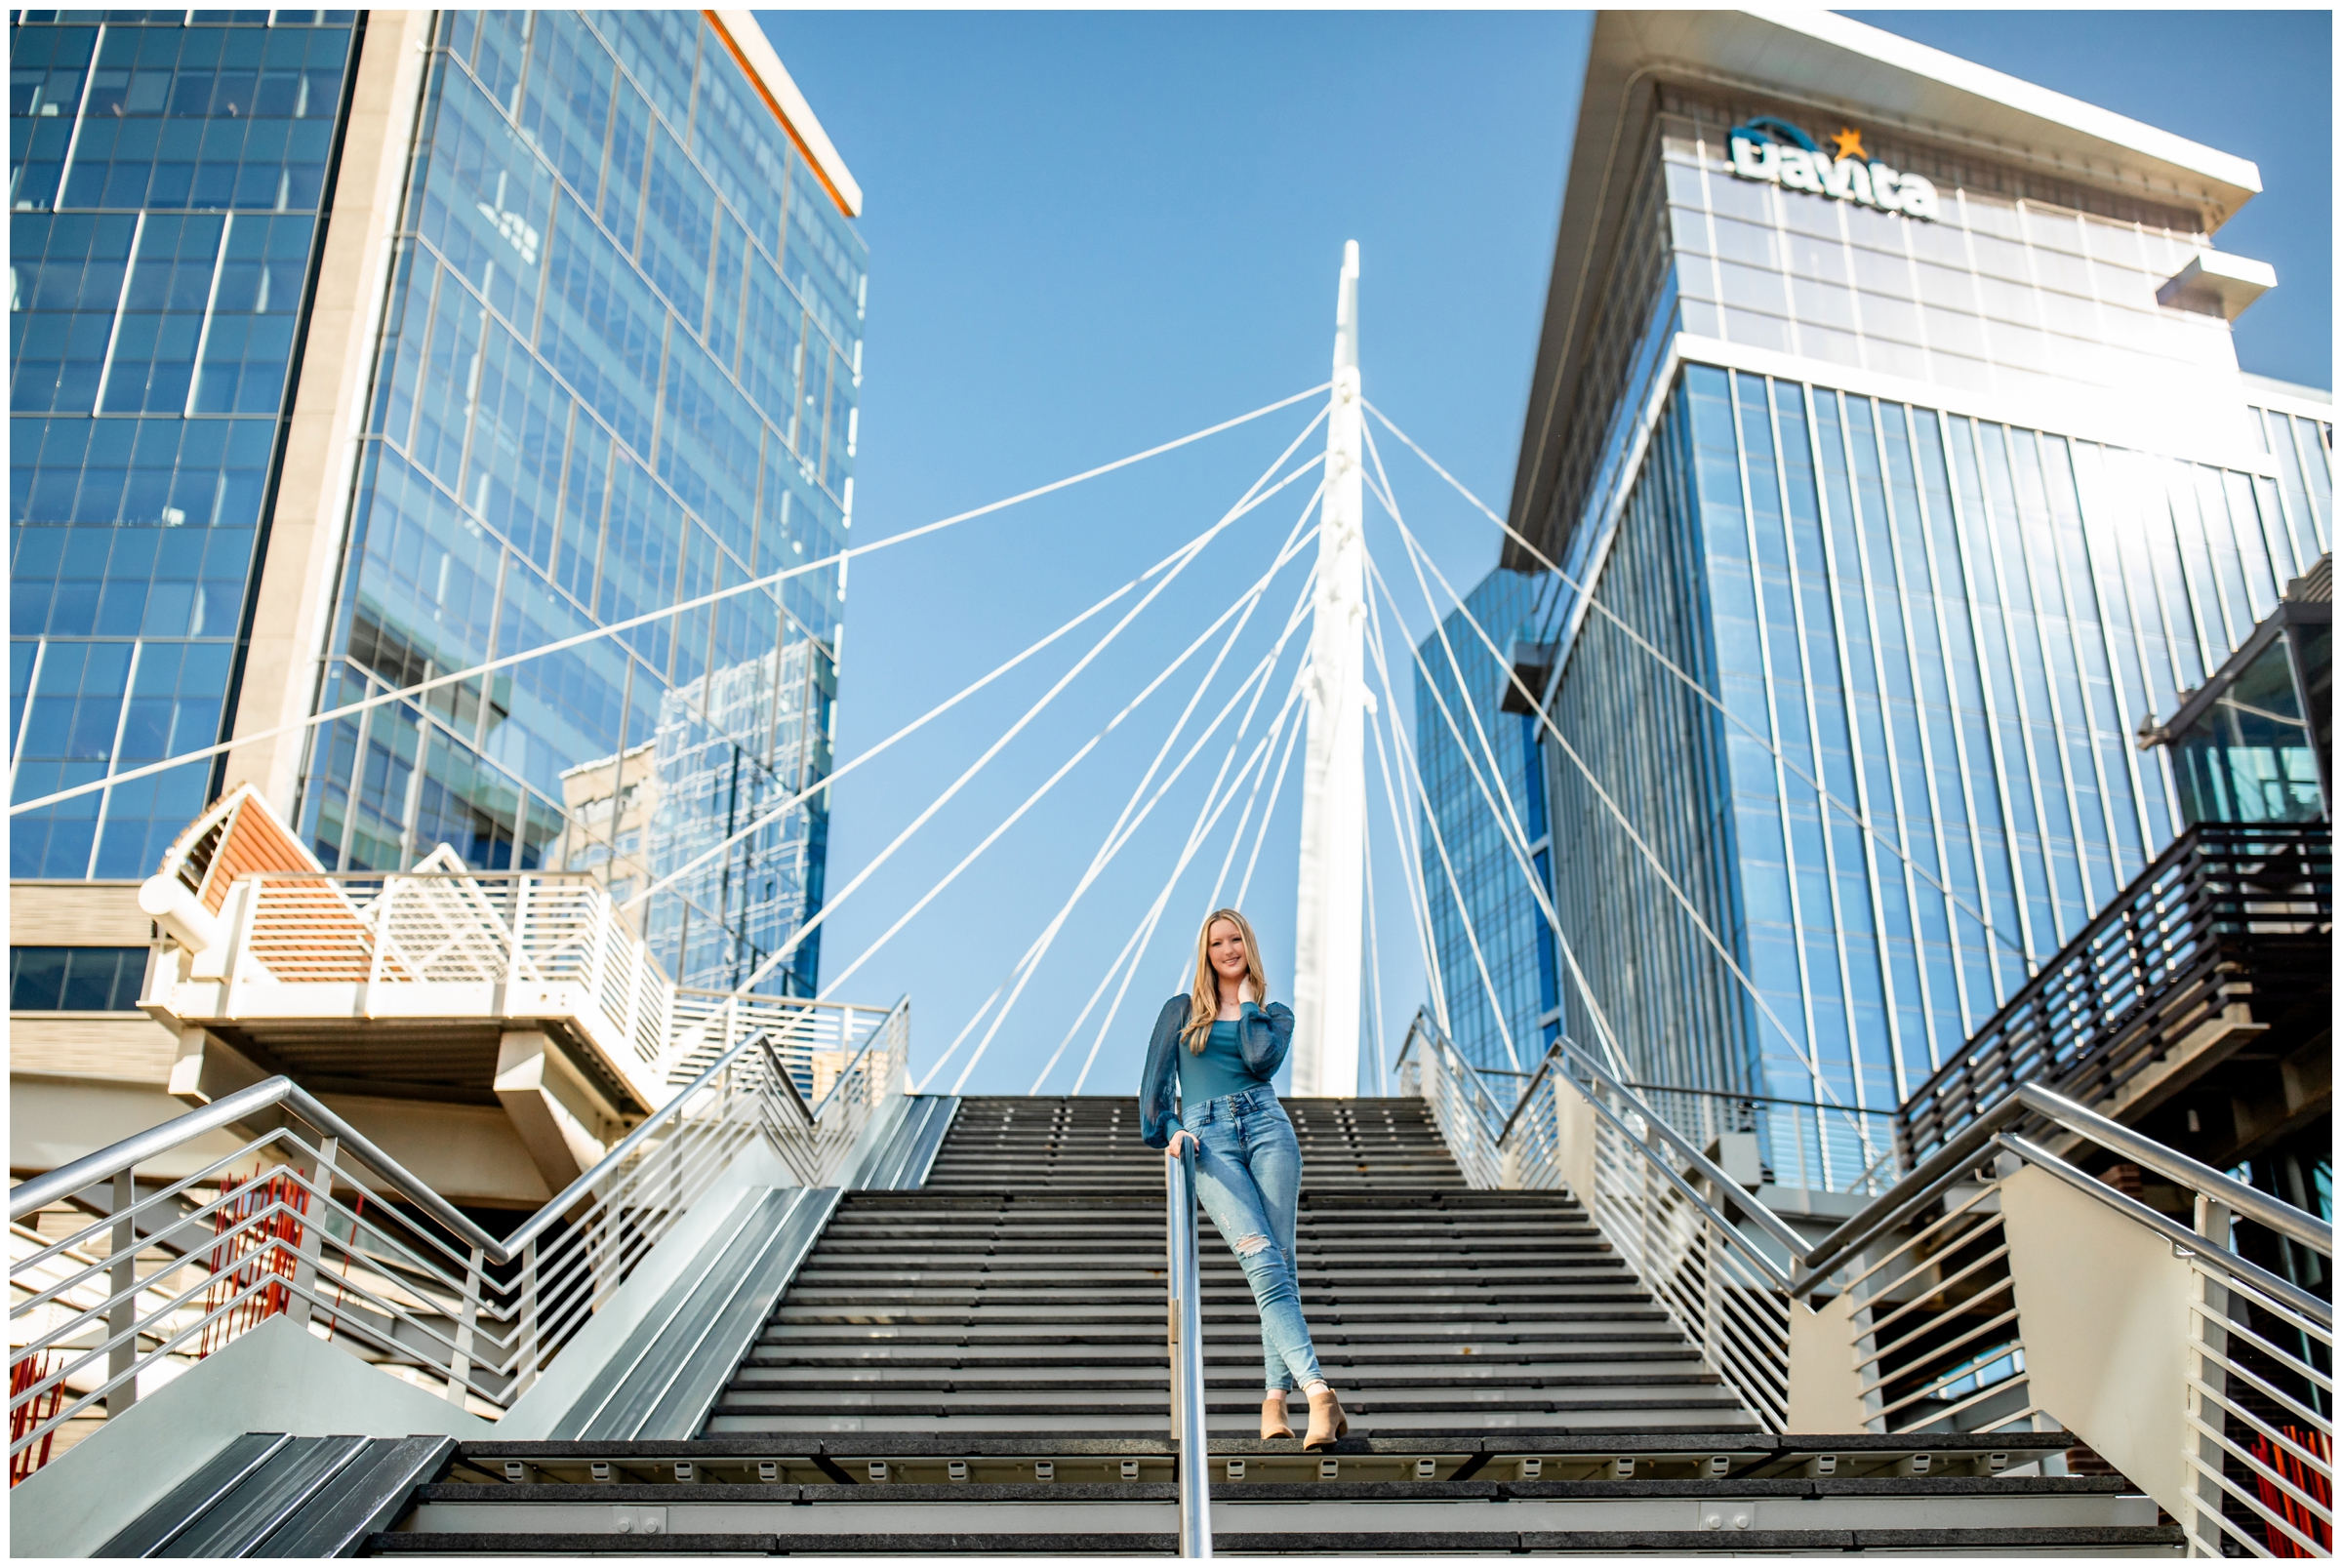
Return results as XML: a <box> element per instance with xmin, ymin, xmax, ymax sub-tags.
<box><xmin>1176</xmin><ymin>1005</ymin><xmax>1276</xmax><ymax>1109</ymax></box>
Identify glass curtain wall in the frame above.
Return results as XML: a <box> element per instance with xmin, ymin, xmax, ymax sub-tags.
<box><xmin>298</xmin><ymin>12</ymin><xmax>863</xmax><ymax>996</ymax></box>
<box><xmin>1412</xmin><ymin>567</ymin><xmax>1561</xmax><ymax>1077</ymax></box>
<box><xmin>1549</xmin><ymin>362</ymin><xmax>2326</xmax><ymax>1120</ymax></box>
<box><xmin>11</xmin><ymin>11</ymin><xmax>359</xmax><ymax>879</ymax></box>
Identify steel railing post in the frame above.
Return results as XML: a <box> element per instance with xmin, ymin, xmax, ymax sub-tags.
<box><xmin>104</xmin><ymin>1168</ymin><xmax>139</xmax><ymax>1416</ymax></box>
<box><xmin>2186</xmin><ymin>1193</ymin><xmax>2234</xmax><ymax>1555</ymax></box>
<box><xmin>286</xmin><ymin>1135</ymin><xmax>338</xmax><ymax>1329</ymax></box>
<box><xmin>446</xmin><ymin>1243</ymin><xmax>483</xmax><ymax>1409</ymax></box>
<box><xmin>514</xmin><ymin>1237</ymin><xmax>540</xmax><ymax>1399</ymax></box>
<box><xmin>1165</xmin><ymin>1146</ymin><xmax>1212</xmax><ymax>1558</ymax></box>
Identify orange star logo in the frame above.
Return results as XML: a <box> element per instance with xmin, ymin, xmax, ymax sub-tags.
<box><xmin>1832</xmin><ymin>127</ymin><xmax>1868</xmax><ymax>161</ymax></box>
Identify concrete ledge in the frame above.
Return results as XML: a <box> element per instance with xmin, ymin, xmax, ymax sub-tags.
<box><xmin>10</xmin><ymin>1316</ymin><xmax>490</xmax><ymax>1559</ymax></box>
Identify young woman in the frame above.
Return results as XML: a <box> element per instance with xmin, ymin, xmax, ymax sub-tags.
<box><xmin>1138</xmin><ymin>907</ymin><xmax>1349</xmax><ymax>1449</ymax></box>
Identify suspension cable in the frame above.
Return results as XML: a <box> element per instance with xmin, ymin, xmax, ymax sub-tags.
<box><xmin>730</xmin><ymin>461</ymin><xmax>1325</xmax><ymax>998</ymax></box>
<box><xmin>623</xmin><ymin>406</ymin><xmax>1335</xmax><ymax>915</ymax></box>
<box><xmin>11</xmin><ymin>385</ymin><xmax>1331</xmax><ymax>820</ymax></box>
<box><xmin>812</xmin><ymin>479</ymin><xmax>1329</xmax><ymax>1006</ymax></box>
<box><xmin>1364</xmin><ymin>592</ymin><xmax>1642</xmax><ymax>1082</ymax></box>
<box><xmin>1366</xmin><ymin>495</ymin><xmax>1869</xmax><ymax>1120</ymax></box>
<box><xmin>1359</xmin><ymin>638</ymin><xmax>1450</xmax><ymax>1038</ymax></box>
<box><xmin>1010</xmin><ymin>652</ymin><xmax>1309</xmax><ymax>1097</ymax></box>
<box><xmin>1360</xmin><ymin>591</ymin><xmax>1520</xmax><ymax>1072</ymax></box>
<box><xmin>1362</xmin><ymin>405</ymin><xmax>2032</xmax><ymax>968</ymax></box>
<box><xmin>1362</xmin><ymin>457</ymin><xmax>1639</xmax><ymax>1075</ymax></box>
<box><xmin>1362</xmin><ymin>809</ymin><xmax>1391</xmax><ymax>1096</ymax></box>
<box><xmin>947</xmin><ymin>560</ymin><xmax>1319</xmax><ymax>1094</ymax></box>
<box><xmin>1061</xmin><ymin>657</ymin><xmax>1312</xmax><ymax>1097</ymax></box>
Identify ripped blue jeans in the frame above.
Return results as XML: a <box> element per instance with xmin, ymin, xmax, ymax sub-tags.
<box><xmin>1184</xmin><ymin>1087</ymin><xmax>1324</xmax><ymax>1393</ymax></box>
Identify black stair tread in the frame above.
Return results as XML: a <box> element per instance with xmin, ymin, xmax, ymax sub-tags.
<box><xmin>703</xmin><ymin>1095</ymin><xmax>1756</xmax><ymax>1443</ymax></box>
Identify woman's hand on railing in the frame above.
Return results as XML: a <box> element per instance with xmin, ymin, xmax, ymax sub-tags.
<box><xmin>1167</xmin><ymin>1130</ymin><xmax>1197</xmax><ymax>1159</ymax></box>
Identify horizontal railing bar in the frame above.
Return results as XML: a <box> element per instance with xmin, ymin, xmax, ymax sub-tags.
<box><xmin>1841</xmin><ymin>1180</ymin><xmax>2005</xmax><ymax>1303</ymax></box>
<box><xmin>1556</xmin><ymin>1043</ymin><xmax>1809</xmax><ymax>1257</ymax></box>
<box><xmin>2183</xmin><ymin>1407</ymin><xmax>2337</xmax><ymax>1498</ymax></box>
<box><xmin>14</xmin><ymin>1027</ymin><xmax>790</xmax><ymax>1266</ymax></box>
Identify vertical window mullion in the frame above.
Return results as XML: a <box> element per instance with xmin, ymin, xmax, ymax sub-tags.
<box><xmin>92</xmin><ymin>211</ymin><xmax>146</xmax><ymax>413</ymax></box>
<box><xmin>1933</xmin><ymin>411</ymin><xmax>2039</xmax><ymax>977</ymax></box>
<box><xmin>182</xmin><ymin>211</ymin><xmax>233</xmax><ymax>418</ymax></box>
<box><xmin>1824</xmin><ymin>391</ymin><xmax>1917</xmax><ymax>1105</ymax></box>
<box><xmin>86</xmin><ymin>640</ymin><xmax>145</xmax><ymax>878</ymax></box>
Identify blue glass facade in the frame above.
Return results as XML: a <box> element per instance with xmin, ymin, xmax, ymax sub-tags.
<box><xmin>1412</xmin><ymin>568</ymin><xmax>1561</xmax><ymax>1077</ymax></box>
<box><xmin>297</xmin><ymin>12</ymin><xmax>862</xmax><ymax>996</ymax></box>
<box><xmin>10</xmin><ymin>10</ymin><xmax>359</xmax><ymax>880</ymax></box>
<box><xmin>1546</xmin><ymin>363</ymin><xmax>2329</xmax><ymax>1111</ymax></box>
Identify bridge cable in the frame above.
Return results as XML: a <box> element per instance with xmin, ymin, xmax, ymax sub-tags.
<box><xmin>813</xmin><ymin>469</ymin><xmax>1329</xmax><ymax>1008</ymax></box>
<box><xmin>734</xmin><ymin>458</ymin><xmax>1327</xmax><ymax>999</ymax></box>
<box><xmin>10</xmin><ymin>384</ymin><xmax>1330</xmax><ymax>819</ymax></box>
<box><xmin>1361</xmin><ymin>805</ymin><xmax>1392</xmax><ymax>1096</ymax></box>
<box><xmin>1359</xmin><ymin>461</ymin><xmax>1637</xmax><ymax>1075</ymax></box>
<box><xmin>945</xmin><ymin>547</ymin><xmax>1322</xmax><ymax>1093</ymax></box>
<box><xmin>1358</xmin><ymin>632</ymin><xmax>1451</xmax><ymax>1041</ymax></box>
<box><xmin>1015</xmin><ymin>637</ymin><xmax>1312</xmax><ymax>1097</ymax></box>
<box><xmin>623</xmin><ymin>403</ymin><xmax>1336</xmax><ymax>916</ymax></box>
<box><xmin>1362</xmin><ymin>405</ymin><xmax>2034</xmax><ymax>970</ymax></box>
<box><xmin>1061</xmin><ymin>658</ymin><xmax>1315</xmax><ymax>1098</ymax></box>
<box><xmin>1357</xmin><ymin>590</ymin><xmax>1522</xmax><ymax>1072</ymax></box>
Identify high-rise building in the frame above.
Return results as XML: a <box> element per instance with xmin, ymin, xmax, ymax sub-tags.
<box><xmin>1502</xmin><ymin>13</ymin><xmax>2329</xmax><ymax>1119</ymax></box>
<box><xmin>1410</xmin><ymin>566</ymin><xmax>1560</xmax><ymax>1076</ymax></box>
<box><xmin>10</xmin><ymin>11</ymin><xmax>862</xmax><ymax>1150</ymax></box>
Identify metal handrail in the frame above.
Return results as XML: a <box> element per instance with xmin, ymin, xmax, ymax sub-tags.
<box><xmin>7</xmin><ymin>1002</ymin><xmax>893</xmax><ymax>1256</ymax></box>
<box><xmin>10</xmin><ymin>1003</ymin><xmax>909</xmax><ymax>1470</ymax></box>
<box><xmin>1791</xmin><ymin>1079</ymin><xmax>2332</xmax><ymax>1293</ymax></box>
<box><xmin>1163</xmin><ymin>1146</ymin><xmax>1212</xmax><ymax>1558</ymax></box>
<box><xmin>1552</xmin><ymin>1041</ymin><xmax>1811</xmax><ymax>1257</ymax></box>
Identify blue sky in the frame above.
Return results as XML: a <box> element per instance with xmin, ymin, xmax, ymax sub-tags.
<box><xmin>754</xmin><ymin>9</ymin><xmax>2331</xmax><ymax>1097</ymax></box>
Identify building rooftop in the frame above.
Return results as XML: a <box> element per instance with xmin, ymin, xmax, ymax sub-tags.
<box><xmin>1509</xmin><ymin>8</ymin><xmax>2267</xmax><ymax>543</ymax></box>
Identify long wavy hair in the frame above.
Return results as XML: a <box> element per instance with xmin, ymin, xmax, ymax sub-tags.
<box><xmin>1182</xmin><ymin>907</ymin><xmax>1270</xmax><ymax>1052</ymax></box>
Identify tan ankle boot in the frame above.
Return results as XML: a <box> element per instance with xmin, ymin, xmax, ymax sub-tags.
<box><xmin>1261</xmin><ymin>1390</ymin><xmax>1294</xmax><ymax>1440</ymax></box>
<box><xmin>1303</xmin><ymin>1386</ymin><xmax>1350</xmax><ymax>1450</ymax></box>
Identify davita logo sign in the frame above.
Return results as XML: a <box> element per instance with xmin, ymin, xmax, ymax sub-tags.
<box><xmin>1727</xmin><ymin>117</ymin><xmax>1941</xmax><ymax>221</ymax></box>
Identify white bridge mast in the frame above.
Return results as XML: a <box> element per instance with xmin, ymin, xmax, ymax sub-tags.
<box><xmin>1291</xmin><ymin>241</ymin><xmax>1366</xmax><ymax>1099</ymax></box>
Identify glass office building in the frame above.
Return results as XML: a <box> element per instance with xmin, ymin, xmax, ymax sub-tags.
<box><xmin>1503</xmin><ymin>14</ymin><xmax>2330</xmax><ymax>1117</ymax></box>
<box><xmin>11</xmin><ymin>11</ymin><xmax>862</xmax><ymax>1000</ymax></box>
<box><xmin>1411</xmin><ymin>566</ymin><xmax>1560</xmax><ymax>1076</ymax></box>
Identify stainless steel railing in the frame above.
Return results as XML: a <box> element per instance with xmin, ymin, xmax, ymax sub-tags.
<box><xmin>1394</xmin><ymin>1015</ymin><xmax>2331</xmax><ymax>1551</ymax></box>
<box><xmin>8</xmin><ymin>1002</ymin><xmax>906</xmax><ymax>1478</ymax></box>
<box><xmin>1163</xmin><ymin>1145</ymin><xmax>1212</xmax><ymax>1558</ymax></box>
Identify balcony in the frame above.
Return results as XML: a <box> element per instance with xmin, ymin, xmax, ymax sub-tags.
<box><xmin>1895</xmin><ymin>822</ymin><xmax>2330</xmax><ymax>1167</ymax></box>
<box><xmin>131</xmin><ymin>785</ymin><xmax>900</xmax><ymax>1194</ymax></box>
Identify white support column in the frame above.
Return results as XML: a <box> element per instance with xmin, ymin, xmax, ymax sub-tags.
<box><xmin>1291</xmin><ymin>242</ymin><xmax>1366</xmax><ymax>1099</ymax></box>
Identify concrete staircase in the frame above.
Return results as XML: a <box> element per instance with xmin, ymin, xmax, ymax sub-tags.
<box><xmin>709</xmin><ymin>1095</ymin><xmax>1748</xmax><ymax>1436</ymax></box>
<box><xmin>121</xmin><ymin>1094</ymin><xmax>2178</xmax><ymax>1554</ymax></box>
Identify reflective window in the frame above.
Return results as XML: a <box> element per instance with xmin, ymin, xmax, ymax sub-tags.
<box><xmin>1543</xmin><ymin>363</ymin><xmax>2308</xmax><ymax>1136</ymax></box>
<box><xmin>10</xmin><ymin>13</ymin><xmax>354</xmax><ymax>880</ymax></box>
<box><xmin>9</xmin><ymin>945</ymin><xmax>146</xmax><ymax>1010</ymax></box>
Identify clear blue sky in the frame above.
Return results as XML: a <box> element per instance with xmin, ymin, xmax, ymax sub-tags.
<box><xmin>753</xmin><ymin>9</ymin><xmax>2331</xmax><ymax>1098</ymax></box>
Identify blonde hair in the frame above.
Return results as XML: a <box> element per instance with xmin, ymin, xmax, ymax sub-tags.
<box><xmin>1183</xmin><ymin>908</ymin><xmax>1270</xmax><ymax>1052</ymax></box>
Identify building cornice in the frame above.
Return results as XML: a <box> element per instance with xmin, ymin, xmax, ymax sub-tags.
<box><xmin>704</xmin><ymin>10</ymin><xmax>863</xmax><ymax>219</ymax></box>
